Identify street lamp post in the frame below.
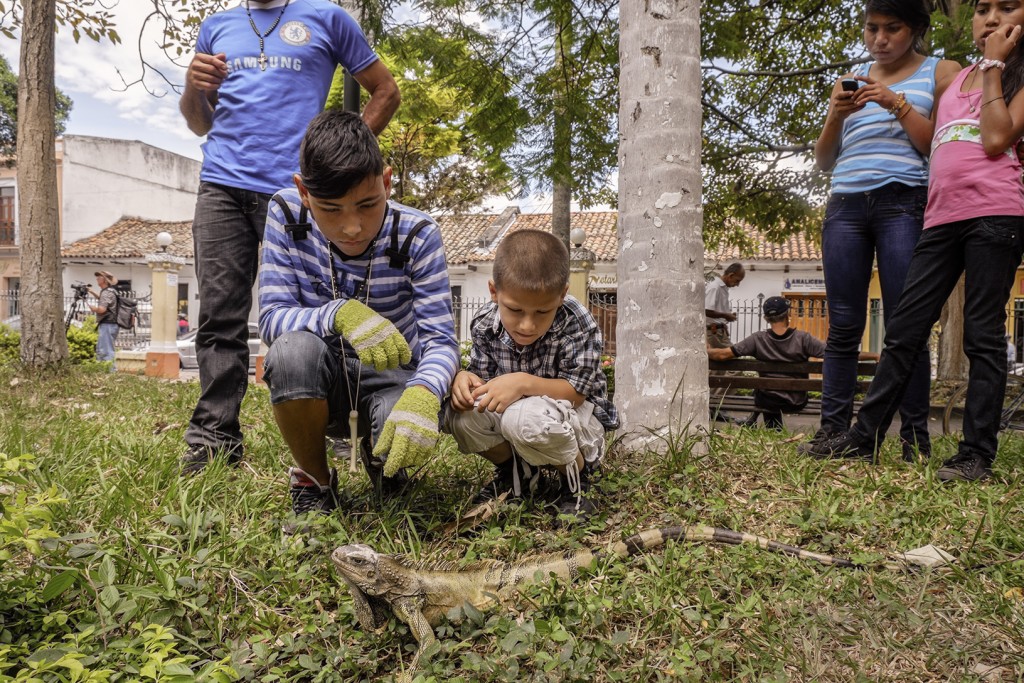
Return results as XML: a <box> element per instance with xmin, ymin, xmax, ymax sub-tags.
<box><xmin>145</xmin><ymin>231</ymin><xmax>185</xmax><ymax>379</ymax></box>
<box><xmin>568</xmin><ymin>227</ymin><xmax>595</xmax><ymax>304</ymax></box>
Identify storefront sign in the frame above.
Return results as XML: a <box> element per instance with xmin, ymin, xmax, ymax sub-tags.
<box><xmin>783</xmin><ymin>277</ymin><xmax>826</xmax><ymax>293</ymax></box>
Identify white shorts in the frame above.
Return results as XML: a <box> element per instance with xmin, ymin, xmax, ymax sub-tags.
<box><xmin>445</xmin><ymin>395</ymin><xmax>606</xmax><ymax>467</ymax></box>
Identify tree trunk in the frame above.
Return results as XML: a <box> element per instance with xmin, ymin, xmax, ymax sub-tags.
<box><xmin>615</xmin><ymin>0</ymin><xmax>705</xmax><ymax>447</ymax></box>
<box><xmin>550</xmin><ymin>14</ymin><xmax>572</xmax><ymax>249</ymax></box>
<box><xmin>937</xmin><ymin>277</ymin><xmax>968</xmax><ymax>381</ymax></box>
<box><xmin>17</xmin><ymin>0</ymin><xmax>67</xmax><ymax>367</ymax></box>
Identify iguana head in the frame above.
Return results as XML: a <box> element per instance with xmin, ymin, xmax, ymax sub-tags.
<box><xmin>332</xmin><ymin>544</ymin><xmax>394</xmax><ymax>631</ymax></box>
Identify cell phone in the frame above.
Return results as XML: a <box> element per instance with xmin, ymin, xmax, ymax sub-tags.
<box><xmin>841</xmin><ymin>78</ymin><xmax>860</xmax><ymax>92</ymax></box>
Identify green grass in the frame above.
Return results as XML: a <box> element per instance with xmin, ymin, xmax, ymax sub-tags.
<box><xmin>2</xmin><ymin>365</ymin><xmax>1024</xmax><ymax>682</ymax></box>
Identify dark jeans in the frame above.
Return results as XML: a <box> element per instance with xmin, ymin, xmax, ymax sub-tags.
<box><xmin>185</xmin><ymin>182</ymin><xmax>270</xmax><ymax>453</ymax></box>
<box><xmin>851</xmin><ymin>216</ymin><xmax>1024</xmax><ymax>463</ymax></box>
<box><xmin>821</xmin><ymin>183</ymin><xmax>931</xmax><ymax>447</ymax></box>
<box><xmin>263</xmin><ymin>331</ymin><xmax>413</xmax><ymax>449</ymax></box>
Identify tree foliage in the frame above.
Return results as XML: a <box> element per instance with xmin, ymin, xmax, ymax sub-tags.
<box><xmin>0</xmin><ymin>54</ymin><xmax>72</xmax><ymax>163</ymax></box>
<box><xmin>700</xmin><ymin>1</ymin><xmax>976</xmax><ymax>251</ymax></box>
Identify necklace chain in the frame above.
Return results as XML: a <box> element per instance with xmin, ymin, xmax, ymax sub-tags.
<box><xmin>968</xmin><ymin>65</ymin><xmax>982</xmax><ymax>113</ymax></box>
<box><xmin>245</xmin><ymin>0</ymin><xmax>291</xmax><ymax>72</ymax></box>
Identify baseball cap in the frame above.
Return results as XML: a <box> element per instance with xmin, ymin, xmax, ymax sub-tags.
<box><xmin>762</xmin><ymin>296</ymin><xmax>790</xmax><ymax>317</ymax></box>
<box><xmin>94</xmin><ymin>270</ymin><xmax>118</xmax><ymax>286</ymax></box>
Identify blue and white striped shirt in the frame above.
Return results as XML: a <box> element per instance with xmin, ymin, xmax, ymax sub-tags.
<box><xmin>831</xmin><ymin>56</ymin><xmax>939</xmax><ymax>194</ymax></box>
<box><xmin>258</xmin><ymin>190</ymin><xmax>460</xmax><ymax>400</ymax></box>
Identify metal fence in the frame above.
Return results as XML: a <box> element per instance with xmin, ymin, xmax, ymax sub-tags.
<box><xmin>0</xmin><ymin>288</ymin><xmax>153</xmax><ymax>349</ymax></box>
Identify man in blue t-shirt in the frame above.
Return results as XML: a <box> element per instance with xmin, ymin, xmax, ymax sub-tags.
<box><xmin>178</xmin><ymin>0</ymin><xmax>400</xmax><ymax>475</ymax></box>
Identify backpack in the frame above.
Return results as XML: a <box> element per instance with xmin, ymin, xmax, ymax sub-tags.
<box><xmin>113</xmin><ymin>293</ymin><xmax>138</xmax><ymax>331</ymax></box>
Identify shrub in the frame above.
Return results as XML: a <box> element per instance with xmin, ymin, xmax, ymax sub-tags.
<box><xmin>0</xmin><ymin>318</ymin><xmax>99</xmax><ymax>366</ymax></box>
<box><xmin>601</xmin><ymin>354</ymin><xmax>615</xmax><ymax>399</ymax></box>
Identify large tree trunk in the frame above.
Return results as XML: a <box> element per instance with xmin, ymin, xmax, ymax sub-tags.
<box><xmin>615</xmin><ymin>0</ymin><xmax>705</xmax><ymax>447</ymax></box>
<box><xmin>17</xmin><ymin>0</ymin><xmax>66</xmax><ymax>367</ymax></box>
<box><xmin>937</xmin><ymin>277</ymin><xmax>968</xmax><ymax>381</ymax></box>
<box><xmin>550</xmin><ymin>13</ymin><xmax>572</xmax><ymax>249</ymax></box>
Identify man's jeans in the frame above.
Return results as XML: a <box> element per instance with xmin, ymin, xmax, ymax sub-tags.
<box><xmin>96</xmin><ymin>322</ymin><xmax>119</xmax><ymax>370</ymax></box>
<box><xmin>820</xmin><ymin>183</ymin><xmax>931</xmax><ymax>447</ymax></box>
<box><xmin>185</xmin><ymin>182</ymin><xmax>270</xmax><ymax>454</ymax></box>
<box><xmin>851</xmin><ymin>216</ymin><xmax>1024</xmax><ymax>463</ymax></box>
<box><xmin>263</xmin><ymin>331</ymin><xmax>413</xmax><ymax>451</ymax></box>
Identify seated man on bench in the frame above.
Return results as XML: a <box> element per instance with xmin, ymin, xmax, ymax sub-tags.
<box><xmin>707</xmin><ymin>296</ymin><xmax>825</xmax><ymax>430</ymax></box>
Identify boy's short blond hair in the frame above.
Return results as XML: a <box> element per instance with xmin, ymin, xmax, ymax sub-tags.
<box><xmin>493</xmin><ymin>230</ymin><xmax>570</xmax><ymax>294</ymax></box>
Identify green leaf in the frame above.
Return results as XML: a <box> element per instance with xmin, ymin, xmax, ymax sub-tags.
<box><xmin>41</xmin><ymin>570</ymin><xmax>77</xmax><ymax>601</ymax></box>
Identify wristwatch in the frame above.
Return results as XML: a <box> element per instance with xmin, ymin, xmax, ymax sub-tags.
<box><xmin>979</xmin><ymin>59</ymin><xmax>1006</xmax><ymax>72</ymax></box>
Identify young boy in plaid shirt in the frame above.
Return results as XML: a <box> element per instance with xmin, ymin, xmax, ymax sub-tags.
<box><xmin>444</xmin><ymin>229</ymin><xmax>618</xmax><ymax>522</ymax></box>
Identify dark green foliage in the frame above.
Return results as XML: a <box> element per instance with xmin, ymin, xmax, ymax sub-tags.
<box><xmin>0</xmin><ymin>54</ymin><xmax>73</xmax><ymax>163</ymax></box>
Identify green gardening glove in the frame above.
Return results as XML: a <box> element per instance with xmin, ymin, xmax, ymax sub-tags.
<box><xmin>374</xmin><ymin>387</ymin><xmax>441</xmax><ymax>476</ymax></box>
<box><xmin>333</xmin><ymin>299</ymin><xmax>412</xmax><ymax>371</ymax></box>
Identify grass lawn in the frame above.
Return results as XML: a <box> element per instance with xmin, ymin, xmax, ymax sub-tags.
<box><xmin>2</xmin><ymin>365</ymin><xmax>1024</xmax><ymax>682</ymax></box>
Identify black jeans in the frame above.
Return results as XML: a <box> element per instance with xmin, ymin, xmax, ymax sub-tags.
<box><xmin>185</xmin><ymin>182</ymin><xmax>271</xmax><ymax>453</ymax></box>
<box><xmin>851</xmin><ymin>216</ymin><xmax>1024</xmax><ymax>463</ymax></box>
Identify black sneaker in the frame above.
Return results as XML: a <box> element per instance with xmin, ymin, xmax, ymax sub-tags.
<box><xmin>472</xmin><ymin>458</ymin><xmax>522</xmax><ymax>505</ymax></box>
<box><xmin>288</xmin><ymin>467</ymin><xmax>340</xmax><ymax>516</ymax></box>
<box><xmin>796</xmin><ymin>428</ymin><xmax>836</xmax><ymax>455</ymax></box>
<box><xmin>936</xmin><ymin>451</ymin><xmax>992</xmax><ymax>483</ymax></box>
<box><xmin>901</xmin><ymin>438</ymin><xmax>931</xmax><ymax>463</ymax></box>
<box><xmin>180</xmin><ymin>443</ymin><xmax>242</xmax><ymax>476</ymax></box>
<box><xmin>553</xmin><ymin>462</ymin><xmax>598</xmax><ymax>525</ymax></box>
<box><xmin>803</xmin><ymin>431</ymin><xmax>875</xmax><ymax>461</ymax></box>
<box><xmin>359</xmin><ymin>439</ymin><xmax>409</xmax><ymax>498</ymax></box>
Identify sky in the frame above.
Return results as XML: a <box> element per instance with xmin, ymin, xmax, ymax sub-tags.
<box><xmin>1</xmin><ymin>4</ymin><xmax>205</xmax><ymax>161</ymax></box>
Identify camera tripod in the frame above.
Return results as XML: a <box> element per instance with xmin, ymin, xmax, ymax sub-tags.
<box><xmin>65</xmin><ymin>291</ymin><xmax>88</xmax><ymax>332</ymax></box>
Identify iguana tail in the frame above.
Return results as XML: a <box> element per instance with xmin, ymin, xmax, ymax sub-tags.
<box><xmin>596</xmin><ymin>525</ymin><xmax>860</xmax><ymax>568</ymax></box>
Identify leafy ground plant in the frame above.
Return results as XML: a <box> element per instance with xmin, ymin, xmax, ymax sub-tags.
<box><xmin>1</xmin><ymin>365</ymin><xmax>1023</xmax><ymax>682</ymax></box>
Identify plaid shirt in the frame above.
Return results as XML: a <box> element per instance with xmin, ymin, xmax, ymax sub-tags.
<box><xmin>468</xmin><ymin>295</ymin><xmax>618</xmax><ymax>430</ymax></box>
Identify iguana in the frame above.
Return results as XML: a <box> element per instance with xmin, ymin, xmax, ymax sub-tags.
<box><xmin>331</xmin><ymin>525</ymin><xmax>860</xmax><ymax>676</ymax></box>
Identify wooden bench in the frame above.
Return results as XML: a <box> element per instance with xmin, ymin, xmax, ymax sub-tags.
<box><xmin>708</xmin><ymin>359</ymin><xmax>878</xmax><ymax>415</ymax></box>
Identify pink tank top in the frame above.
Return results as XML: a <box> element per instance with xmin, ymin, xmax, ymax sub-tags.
<box><xmin>924</xmin><ymin>65</ymin><xmax>1024</xmax><ymax>229</ymax></box>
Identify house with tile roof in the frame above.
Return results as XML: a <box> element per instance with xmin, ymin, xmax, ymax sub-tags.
<box><xmin>0</xmin><ymin>135</ymin><xmax>199</xmax><ymax>320</ymax></box>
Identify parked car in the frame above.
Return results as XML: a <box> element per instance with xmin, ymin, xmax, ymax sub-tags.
<box><xmin>177</xmin><ymin>323</ymin><xmax>263</xmax><ymax>370</ymax></box>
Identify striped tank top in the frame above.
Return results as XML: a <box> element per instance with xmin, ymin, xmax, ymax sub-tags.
<box><xmin>830</xmin><ymin>56</ymin><xmax>939</xmax><ymax>194</ymax></box>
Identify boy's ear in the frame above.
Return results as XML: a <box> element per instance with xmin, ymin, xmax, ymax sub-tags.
<box><xmin>293</xmin><ymin>174</ymin><xmax>311</xmax><ymax>208</ymax></box>
<box><xmin>382</xmin><ymin>166</ymin><xmax>393</xmax><ymax>196</ymax></box>
<box><xmin>488</xmin><ymin>280</ymin><xmax>497</xmax><ymax>302</ymax></box>
<box><xmin>561</xmin><ymin>283</ymin><xmax>569</xmax><ymax>300</ymax></box>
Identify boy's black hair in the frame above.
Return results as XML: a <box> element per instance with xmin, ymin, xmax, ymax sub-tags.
<box><xmin>493</xmin><ymin>230</ymin><xmax>570</xmax><ymax>294</ymax></box>
<box><xmin>865</xmin><ymin>0</ymin><xmax>931</xmax><ymax>54</ymax></box>
<box><xmin>298</xmin><ymin>109</ymin><xmax>384</xmax><ymax>199</ymax></box>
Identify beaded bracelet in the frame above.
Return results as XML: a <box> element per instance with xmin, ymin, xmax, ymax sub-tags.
<box><xmin>888</xmin><ymin>92</ymin><xmax>907</xmax><ymax>117</ymax></box>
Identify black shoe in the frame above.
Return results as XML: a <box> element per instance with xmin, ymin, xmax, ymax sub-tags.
<box><xmin>936</xmin><ymin>451</ymin><xmax>992</xmax><ymax>483</ymax></box>
<box><xmin>180</xmin><ymin>443</ymin><xmax>242</xmax><ymax>475</ymax></box>
<box><xmin>901</xmin><ymin>438</ymin><xmax>931</xmax><ymax>463</ymax></box>
<box><xmin>803</xmin><ymin>431</ymin><xmax>875</xmax><ymax>461</ymax></box>
<box><xmin>796</xmin><ymin>428</ymin><xmax>836</xmax><ymax>455</ymax></box>
<box><xmin>359</xmin><ymin>439</ymin><xmax>408</xmax><ymax>498</ymax></box>
<box><xmin>553</xmin><ymin>462</ymin><xmax>598</xmax><ymax>524</ymax></box>
<box><xmin>288</xmin><ymin>467</ymin><xmax>341</xmax><ymax>516</ymax></box>
<box><xmin>471</xmin><ymin>457</ymin><xmax>541</xmax><ymax>505</ymax></box>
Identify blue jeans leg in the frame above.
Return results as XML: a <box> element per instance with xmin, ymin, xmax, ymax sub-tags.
<box><xmin>96</xmin><ymin>322</ymin><xmax>119</xmax><ymax>370</ymax></box>
<box><xmin>820</xmin><ymin>183</ymin><xmax>930</xmax><ymax>446</ymax></box>
<box><xmin>185</xmin><ymin>182</ymin><xmax>270</xmax><ymax>453</ymax></box>
<box><xmin>263</xmin><ymin>331</ymin><xmax>414</xmax><ymax>460</ymax></box>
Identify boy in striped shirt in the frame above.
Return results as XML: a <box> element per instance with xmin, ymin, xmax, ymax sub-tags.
<box><xmin>258</xmin><ymin>110</ymin><xmax>459</xmax><ymax>521</ymax></box>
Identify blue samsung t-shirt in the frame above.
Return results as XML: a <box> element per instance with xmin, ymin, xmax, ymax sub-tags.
<box><xmin>195</xmin><ymin>0</ymin><xmax>378</xmax><ymax>194</ymax></box>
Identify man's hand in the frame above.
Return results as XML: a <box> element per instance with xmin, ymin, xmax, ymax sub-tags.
<box><xmin>451</xmin><ymin>370</ymin><xmax>484</xmax><ymax>412</ymax></box>
<box><xmin>333</xmin><ymin>300</ymin><xmax>411</xmax><ymax>371</ymax></box>
<box><xmin>471</xmin><ymin>373</ymin><xmax>531</xmax><ymax>414</ymax></box>
<box><xmin>187</xmin><ymin>52</ymin><xmax>228</xmax><ymax>92</ymax></box>
<box><xmin>374</xmin><ymin>386</ymin><xmax>440</xmax><ymax>476</ymax></box>
<box><xmin>723</xmin><ymin>312</ymin><xmax>737</xmax><ymax>322</ymax></box>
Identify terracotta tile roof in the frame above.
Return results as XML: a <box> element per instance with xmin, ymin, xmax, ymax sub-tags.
<box><xmin>62</xmin><ymin>211</ymin><xmax>823</xmax><ymax>265</ymax></box>
<box><xmin>62</xmin><ymin>217</ymin><xmax>193</xmax><ymax>260</ymax></box>
<box><xmin>706</xmin><ymin>229</ymin><xmax>822</xmax><ymax>262</ymax></box>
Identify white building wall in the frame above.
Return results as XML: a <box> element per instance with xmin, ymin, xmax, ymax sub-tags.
<box><xmin>60</xmin><ymin>136</ymin><xmax>200</xmax><ymax>245</ymax></box>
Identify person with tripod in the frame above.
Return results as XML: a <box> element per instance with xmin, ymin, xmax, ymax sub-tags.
<box><xmin>87</xmin><ymin>270</ymin><xmax>120</xmax><ymax>370</ymax></box>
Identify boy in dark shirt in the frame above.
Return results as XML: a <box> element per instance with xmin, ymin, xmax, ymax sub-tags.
<box><xmin>707</xmin><ymin>296</ymin><xmax>826</xmax><ymax>430</ymax></box>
